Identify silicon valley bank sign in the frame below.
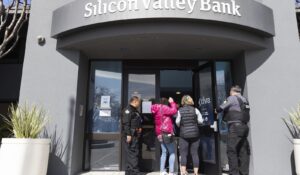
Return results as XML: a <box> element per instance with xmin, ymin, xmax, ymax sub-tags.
<box><xmin>84</xmin><ymin>0</ymin><xmax>242</xmax><ymax>18</ymax></box>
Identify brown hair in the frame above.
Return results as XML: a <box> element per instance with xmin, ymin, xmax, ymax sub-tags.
<box><xmin>159</xmin><ymin>97</ymin><xmax>169</xmax><ymax>105</ymax></box>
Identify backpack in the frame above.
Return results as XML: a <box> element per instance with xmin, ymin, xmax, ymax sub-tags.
<box><xmin>236</xmin><ymin>96</ymin><xmax>250</xmax><ymax>123</ymax></box>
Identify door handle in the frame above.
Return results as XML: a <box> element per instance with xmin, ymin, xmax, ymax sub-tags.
<box><xmin>210</xmin><ymin>121</ymin><xmax>218</xmax><ymax>132</ymax></box>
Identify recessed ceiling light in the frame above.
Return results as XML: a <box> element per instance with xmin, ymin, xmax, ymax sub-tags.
<box><xmin>176</xmin><ymin>91</ymin><xmax>181</xmax><ymax>95</ymax></box>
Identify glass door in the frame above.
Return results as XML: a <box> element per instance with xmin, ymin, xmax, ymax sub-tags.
<box><xmin>84</xmin><ymin>61</ymin><xmax>123</xmax><ymax>171</ymax></box>
<box><xmin>122</xmin><ymin>70</ymin><xmax>160</xmax><ymax>172</ymax></box>
<box><xmin>193</xmin><ymin>62</ymin><xmax>220</xmax><ymax>175</ymax></box>
<box><xmin>215</xmin><ymin>62</ymin><xmax>233</xmax><ymax>174</ymax></box>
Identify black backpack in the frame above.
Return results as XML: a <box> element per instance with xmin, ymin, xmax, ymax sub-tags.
<box><xmin>236</xmin><ymin>96</ymin><xmax>250</xmax><ymax>123</ymax></box>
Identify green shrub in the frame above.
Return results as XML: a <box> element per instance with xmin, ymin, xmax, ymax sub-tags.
<box><xmin>1</xmin><ymin>103</ymin><xmax>48</xmax><ymax>138</ymax></box>
<box><xmin>283</xmin><ymin>104</ymin><xmax>300</xmax><ymax>139</ymax></box>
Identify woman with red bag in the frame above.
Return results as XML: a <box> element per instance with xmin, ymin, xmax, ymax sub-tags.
<box><xmin>151</xmin><ymin>97</ymin><xmax>178</xmax><ymax>175</ymax></box>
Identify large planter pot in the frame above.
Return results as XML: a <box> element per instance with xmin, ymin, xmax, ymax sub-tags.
<box><xmin>294</xmin><ymin>139</ymin><xmax>300</xmax><ymax>175</ymax></box>
<box><xmin>0</xmin><ymin>138</ymin><xmax>51</xmax><ymax>175</ymax></box>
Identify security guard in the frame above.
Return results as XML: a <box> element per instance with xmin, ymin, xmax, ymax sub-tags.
<box><xmin>122</xmin><ymin>96</ymin><xmax>144</xmax><ymax>175</ymax></box>
<box><xmin>215</xmin><ymin>85</ymin><xmax>250</xmax><ymax>175</ymax></box>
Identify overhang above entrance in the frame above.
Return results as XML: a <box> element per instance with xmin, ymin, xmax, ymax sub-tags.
<box><xmin>56</xmin><ymin>21</ymin><xmax>271</xmax><ymax>59</ymax></box>
<box><xmin>51</xmin><ymin>0</ymin><xmax>274</xmax><ymax>37</ymax></box>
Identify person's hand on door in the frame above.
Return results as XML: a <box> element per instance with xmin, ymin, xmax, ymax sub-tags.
<box><xmin>126</xmin><ymin>135</ymin><xmax>132</xmax><ymax>143</ymax></box>
<box><xmin>157</xmin><ymin>135</ymin><xmax>163</xmax><ymax>142</ymax></box>
<box><xmin>168</xmin><ymin>97</ymin><xmax>174</xmax><ymax>103</ymax></box>
<box><xmin>214</xmin><ymin>109</ymin><xmax>218</xmax><ymax>114</ymax></box>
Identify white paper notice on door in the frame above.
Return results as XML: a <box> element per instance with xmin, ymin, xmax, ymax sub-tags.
<box><xmin>142</xmin><ymin>101</ymin><xmax>152</xmax><ymax>114</ymax></box>
<box><xmin>100</xmin><ymin>96</ymin><xmax>111</xmax><ymax>109</ymax></box>
<box><xmin>99</xmin><ymin>109</ymin><xmax>111</xmax><ymax>117</ymax></box>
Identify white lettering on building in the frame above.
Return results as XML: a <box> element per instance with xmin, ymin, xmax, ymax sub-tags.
<box><xmin>84</xmin><ymin>0</ymin><xmax>242</xmax><ymax>18</ymax></box>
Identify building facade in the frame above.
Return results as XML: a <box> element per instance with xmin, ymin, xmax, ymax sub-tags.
<box><xmin>18</xmin><ymin>0</ymin><xmax>300</xmax><ymax>175</ymax></box>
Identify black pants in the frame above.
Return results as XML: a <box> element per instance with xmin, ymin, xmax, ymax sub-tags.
<box><xmin>124</xmin><ymin>137</ymin><xmax>142</xmax><ymax>175</ymax></box>
<box><xmin>179</xmin><ymin>137</ymin><xmax>200</xmax><ymax>168</ymax></box>
<box><xmin>227</xmin><ymin>123</ymin><xmax>250</xmax><ymax>175</ymax></box>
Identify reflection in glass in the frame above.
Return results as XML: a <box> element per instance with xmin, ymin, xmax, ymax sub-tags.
<box><xmin>90</xmin><ymin>140</ymin><xmax>120</xmax><ymax>170</ymax></box>
<box><xmin>296</xmin><ymin>0</ymin><xmax>300</xmax><ymax>8</ymax></box>
<box><xmin>140</xmin><ymin>128</ymin><xmax>157</xmax><ymax>172</ymax></box>
<box><xmin>128</xmin><ymin>74</ymin><xmax>156</xmax><ymax>101</ymax></box>
<box><xmin>198</xmin><ymin>66</ymin><xmax>216</xmax><ymax>164</ymax></box>
<box><xmin>160</xmin><ymin>70</ymin><xmax>193</xmax><ymax>105</ymax></box>
<box><xmin>86</xmin><ymin>62</ymin><xmax>122</xmax><ymax>171</ymax></box>
<box><xmin>160</xmin><ymin>70</ymin><xmax>193</xmax><ymax>137</ymax></box>
<box><xmin>216</xmin><ymin>62</ymin><xmax>232</xmax><ymax>172</ymax></box>
<box><xmin>128</xmin><ymin>74</ymin><xmax>156</xmax><ymax>115</ymax></box>
<box><xmin>88</xmin><ymin>62</ymin><xmax>122</xmax><ymax>133</ymax></box>
<box><xmin>127</xmin><ymin>73</ymin><xmax>157</xmax><ymax>171</ymax></box>
<box><xmin>198</xmin><ymin>67</ymin><xmax>214</xmax><ymax>126</ymax></box>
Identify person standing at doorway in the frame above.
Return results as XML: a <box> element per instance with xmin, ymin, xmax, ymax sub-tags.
<box><xmin>122</xmin><ymin>96</ymin><xmax>144</xmax><ymax>175</ymax></box>
<box><xmin>215</xmin><ymin>85</ymin><xmax>250</xmax><ymax>175</ymax></box>
<box><xmin>151</xmin><ymin>97</ymin><xmax>178</xmax><ymax>175</ymax></box>
<box><xmin>176</xmin><ymin>95</ymin><xmax>204</xmax><ymax>175</ymax></box>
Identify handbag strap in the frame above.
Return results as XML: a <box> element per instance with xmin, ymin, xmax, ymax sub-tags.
<box><xmin>236</xmin><ymin>96</ymin><xmax>248</xmax><ymax>110</ymax></box>
<box><xmin>160</xmin><ymin>104</ymin><xmax>164</xmax><ymax>128</ymax></box>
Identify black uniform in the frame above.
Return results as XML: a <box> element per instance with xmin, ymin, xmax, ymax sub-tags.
<box><xmin>122</xmin><ymin>105</ymin><xmax>143</xmax><ymax>175</ymax></box>
<box><xmin>217</xmin><ymin>94</ymin><xmax>250</xmax><ymax>175</ymax></box>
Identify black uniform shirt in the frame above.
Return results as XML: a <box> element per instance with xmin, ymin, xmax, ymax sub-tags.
<box><xmin>218</xmin><ymin>94</ymin><xmax>247</xmax><ymax>113</ymax></box>
<box><xmin>122</xmin><ymin>105</ymin><xmax>142</xmax><ymax>136</ymax></box>
<box><xmin>217</xmin><ymin>94</ymin><xmax>249</xmax><ymax>123</ymax></box>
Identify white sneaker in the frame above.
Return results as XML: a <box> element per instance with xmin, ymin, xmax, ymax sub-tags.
<box><xmin>160</xmin><ymin>172</ymin><xmax>168</xmax><ymax>175</ymax></box>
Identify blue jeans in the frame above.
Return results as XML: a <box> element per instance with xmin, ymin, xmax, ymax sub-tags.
<box><xmin>160</xmin><ymin>142</ymin><xmax>175</xmax><ymax>173</ymax></box>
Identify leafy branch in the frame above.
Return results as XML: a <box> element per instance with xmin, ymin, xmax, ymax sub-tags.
<box><xmin>0</xmin><ymin>0</ymin><xmax>30</xmax><ymax>59</ymax></box>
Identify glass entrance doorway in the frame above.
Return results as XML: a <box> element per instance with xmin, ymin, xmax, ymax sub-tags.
<box><xmin>122</xmin><ymin>61</ymin><xmax>232</xmax><ymax>175</ymax></box>
<box><xmin>85</xmin><ymin>60</ymin><xmax>232</xmax><ymax>175</ymax></box>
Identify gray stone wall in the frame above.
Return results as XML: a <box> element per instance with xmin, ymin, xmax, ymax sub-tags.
<box><xmin>245</xmin><ymin>0</ymin><xmax>300</xmax><ymax>175</ymax></box>
<box><xmin>18</xmin><ymin>0</ymin><xmax>84</xmax><ymax>174</ymax></box>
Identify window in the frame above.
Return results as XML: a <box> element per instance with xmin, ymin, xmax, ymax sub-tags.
<box><xmin>85</xmin><ymin>61</ymin><xmax>122</xmax><ymax>171</ymax></box>
<box><xmin>88</xmin><ymin>61</ymin><xmax>122</xmax><ymax>133</ymax></box>
<box><xmin>296</xmin><ymin>0</ymin><xmax>300</xmax><ymax>8</ymax></box>
<box><xmin>215</xmin><ymin>62</ymin><xmax>233</xmax><ymax>172</ymax></box>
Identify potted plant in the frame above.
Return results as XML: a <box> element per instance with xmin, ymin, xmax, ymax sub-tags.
<box><xmin>283</xmin><ymin>104</ymin><xmax>300</xmax><ymax>175</ymax></box>
<box><xmin>0</xmin><ymin>103</ymin><xmax>50</xmax><ymax>175</ymax></box>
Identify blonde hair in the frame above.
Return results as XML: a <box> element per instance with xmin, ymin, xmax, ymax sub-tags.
<box><xmin>181</xmin><ymin>95</ymin><xmax>194</xmax><ymax>106</ymax></box>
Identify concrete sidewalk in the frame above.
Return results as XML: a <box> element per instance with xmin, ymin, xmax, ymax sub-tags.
<box><xmin>78</xmin><ymin>172</ymin><xmax>229</xmax><ymax>175</ymax></box>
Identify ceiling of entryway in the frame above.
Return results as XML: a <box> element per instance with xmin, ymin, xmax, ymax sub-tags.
<box><xmin>56</xmin><ymin>20</ymin><xmax>270</xmax><ymax>59</ymax></box>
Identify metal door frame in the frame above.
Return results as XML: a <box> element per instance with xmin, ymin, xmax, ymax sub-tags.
<box><xmin>193</xmin><ymin>61</ymin><xmax>221</xmax><ymax>175</ymax></box>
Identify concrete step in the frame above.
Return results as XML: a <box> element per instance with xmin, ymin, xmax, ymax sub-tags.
<box><xmin>78</xmin><ymin>172</ymin><xmax>161</xmax><ymax>175</ymax></box>
<box><xmin>78</xmin><ymin>172</ymin><xmax>125</xmax><ymax>175</ymax></box>
<box><xmin>78</xmin><ymin>172</ymin><xmax>229</xmax><ymax>175</ymax></box>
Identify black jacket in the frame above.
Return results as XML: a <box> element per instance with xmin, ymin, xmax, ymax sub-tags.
<box><xmin>122</xmin><ymin>105</ymin><xmax>142</xmax><ymax>137</ymax></box>
<box><xmin>179</xmin><ymin>105</ymin><xmax>199</xmax><ymax>139</ymax></box>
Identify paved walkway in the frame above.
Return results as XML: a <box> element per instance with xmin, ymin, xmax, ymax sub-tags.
<box><xmin>79</xmin><ymin>172</ymin><xmax>229</xmax><ymax>175</ymax></box>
